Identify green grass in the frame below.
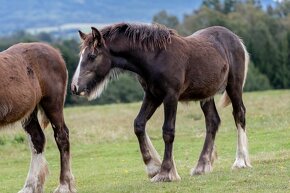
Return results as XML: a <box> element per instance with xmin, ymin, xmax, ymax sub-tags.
<box><xmin>0</xmin><ymin>90</ymin><xmax>290</xmax><ymax>193</ymax></box>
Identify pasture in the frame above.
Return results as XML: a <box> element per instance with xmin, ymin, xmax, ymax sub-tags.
<box><xmin>0</xmin><ymin>90</ymin><xmax>289</xmax><ymax>193</ymax></box>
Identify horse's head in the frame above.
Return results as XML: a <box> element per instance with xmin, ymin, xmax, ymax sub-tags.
<box><xmin>71</xmin><ymin>27</ymin><xmax>112</xmax><ymax>100</ymax></box>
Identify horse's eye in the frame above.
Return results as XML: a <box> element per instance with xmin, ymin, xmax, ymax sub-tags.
<box><xmin>88</xmin><ymin>53</ymin><xmax>97</xmax><ymax>60</ymax></box>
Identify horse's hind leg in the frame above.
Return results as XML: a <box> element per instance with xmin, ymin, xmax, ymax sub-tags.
<box><xmin>134</xmin><ymin>93</ymin><xmax>162</xmax><ymax>178</ymax></box>
<box><xmin>40</xmin><ymin>101</ymin><xmax>76</xmax><ymax>193</ymax></box>
<box><xmin>227</xmin><ymin>86</ymin><xmax>252</xmax><ymax>169</ymax></box>
<box><xmin>191</xmin><ymin>99</ymin><xmax>220</xmax><ymax>175</ymax></box>
<box><xmin>19</xmin><ymin>109</ymin><xmax>48</xmax><ymax>193</ymax></box>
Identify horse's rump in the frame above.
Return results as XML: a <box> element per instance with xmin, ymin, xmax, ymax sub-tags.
<box><xmin>0</xmin><ymin>43</ymin><xmax>67</xmax><ymax>128</ymax></box>
<box><xmin>189</xmin><ymin>26</ymin><xmax>249</xmax><ymax>106</ymax></box>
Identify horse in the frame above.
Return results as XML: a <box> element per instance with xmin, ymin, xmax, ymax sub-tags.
<box><xmin>71</xmin><ymin>23</ymin><xmax>252</xmax><ymax>182</ymax></box>
<box><xmin>0</xmin><ymin>43</ymin><xmax>76</xmax><ymax>193</ymax></box>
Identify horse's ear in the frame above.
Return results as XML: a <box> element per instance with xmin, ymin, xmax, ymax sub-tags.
<box><xmin>78</xmin><ymin>30</ymin><xmax>87</xmax><ymax>40</ymax></box>
<box><xmin>91</xmin><ymin>27</ymin><xmax>103</xmax><ymax>46</ymax></box>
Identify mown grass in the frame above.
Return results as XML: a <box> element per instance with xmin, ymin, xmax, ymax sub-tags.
<box><xmin>0</xmin><ymin>90</ymin><xmax>290</xmax><ymax>193</ymax></box>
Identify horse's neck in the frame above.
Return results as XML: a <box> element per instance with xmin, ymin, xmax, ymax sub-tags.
<box><xmin>111</xmin><ymin>53</ymin><xmax>143</xmax><ymax>75</ymax></box>
<box><xmin>109</xmin><ymin>41</ymin><xmax>144</xmax><ymax>76</ymax></box>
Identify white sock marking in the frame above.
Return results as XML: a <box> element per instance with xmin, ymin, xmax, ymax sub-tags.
<box><xmin>19</xmin><ymin>136</ymin><xmax>48</xmax><ymax>193</ymax></box>
<box><xmin>232</xmin><ymin>124</ymin><xmax>252</xmax><ymax>168</ymax></box>
<box><xmin>144</xmin><ymin>133</ymin><xmax>162</xmax><ymax>176</ymax></box>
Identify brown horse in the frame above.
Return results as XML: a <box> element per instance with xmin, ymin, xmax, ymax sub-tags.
<box><xmin>71</xmin><ymin>23</ymin><xmax>251</xmax><ymax>182</ymax></box>
<box><xmin>0</xmin><ymin>43</ymin><xmax>75</xmax><ymax>193</ymax></box>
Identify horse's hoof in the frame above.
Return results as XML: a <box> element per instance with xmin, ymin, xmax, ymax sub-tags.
<box><xmin>18</xmin><ymin>187</ymin><xmax>33</xmax><ymax>193</ymax></box>
<box><xmin>146</xmin><ymin>160</ymin><xmax>161</xmax><ymax>178</ymax></box>
<box><xmin>18</xmin><ymin>184</ymin><xmax>44</xmax><ymax>193</ymax></box>
<box><xmin>191</xmin><ymin>162</ymin><xmax>213</xmax><ymax>175</ymax></box>
<box><xmin>54</xmin><ymin>183</ymin><xmax>77</xmax><ymax>193</ymax></box>
<box><xmin>151</xmin><ymin>173</ymin><xmax>171</xmax><ymax>182</ymax></box>
<box><xmin>232</xmin><ymin>158</ymin><xmax>252</xmax><ymax>169</ymax></box>
<box><xmin>150</xmin><ymin>171</ymin><xmax>181</xmax><ymax>182</ymax></box>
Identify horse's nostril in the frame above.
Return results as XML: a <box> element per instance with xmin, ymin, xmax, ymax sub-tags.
<box><xmin>71</xmin><ymin>84</ymin><xmax>77</xmax><ymax>94</ymax></box>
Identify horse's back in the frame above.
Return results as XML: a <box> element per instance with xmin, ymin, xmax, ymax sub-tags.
<box><xmin>191</xmin><ymin>26</ymin><xmax>239</xmax><ymax>42</ymax></box>
<box><xmin>7</xmin><ymin>42</ymin><xmax>66</xmax><ymax>72</ymax></box>
<box><xmin>190</xmin><ymin>26</ymin><xmax>242</xmax><ymax>59</ymax></box>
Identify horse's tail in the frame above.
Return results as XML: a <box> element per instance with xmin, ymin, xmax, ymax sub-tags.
<box><xmin>219</xmin><ymin>39</ymin><xmax>249</xmax><ymax>108</ymax></box>
<box><xmin>38</xmin><ymin>105</ymin><xmax>50</xmax><ymax>129</ymax></box>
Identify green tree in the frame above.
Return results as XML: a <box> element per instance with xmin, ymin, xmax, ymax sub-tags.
<box><xmin>244</xmin><ymin>62</ymin><xmax>272</xmax><ymax>91</ymax></box>
<box><xmin>275</xmin><ymin>0</ymin><xmax>290</xmax><ymax>18</ymax></box>
<box><xmin>179</xmin><ymin>7</ymin><xmax>226</xmax><ymax>35</ymax></box>
<box><xmin>223</xmin><ymin>0</ymin><xmax>237</xmax><ymax>14</ymax></box>
<box><xmin>202</xmin><ymin>0</ymin><xmax>222</xmax><ymax>11</ymax></box>
<box><xmin>153</xmin><ymin>10</ymin><xmax>179</xmax><ymax>29</ymax></box>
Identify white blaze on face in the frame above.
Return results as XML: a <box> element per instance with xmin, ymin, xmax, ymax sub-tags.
<box><xmin>72</xmin><ymin>47</ymin><xmax>87</xmax><ymax>92</ymax></box>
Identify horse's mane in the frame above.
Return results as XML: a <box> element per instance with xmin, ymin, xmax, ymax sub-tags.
<box><xmin>101</xmin><ymin>23</ymin><xmax>177</xmax><ymax>51</ymax></box>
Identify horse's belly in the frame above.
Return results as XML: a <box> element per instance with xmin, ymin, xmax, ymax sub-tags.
<box><xmin>179</xmin><ymin>57</ymin><xmax>229</xmax><ymax>101</ymax></box>
<box><xmin>179</xmin><ymin>87</ymin><xmax>222</xmax><ymax>101</ymax></box>
<box><xmin>179</xmin><ymin>74</ymin><xmax>227</xmax><ymax>101</ymax></box>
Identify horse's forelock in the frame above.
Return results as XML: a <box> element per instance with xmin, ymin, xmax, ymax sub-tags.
<box><xmin>79</xmin><ymin>35</ymin><xmax>94</xmax><ymax>56</ymax></box>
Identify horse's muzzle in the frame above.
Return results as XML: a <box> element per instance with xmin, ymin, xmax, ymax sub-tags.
<box><xmin>71</xmin><ymin>84</ymin><xmax>88</xmax><ymax>96</ymax></box>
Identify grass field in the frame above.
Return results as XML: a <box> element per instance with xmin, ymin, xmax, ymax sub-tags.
<box><xmin>0</xmin><ymin>90</ymin><xmax>290</xmax><ymax>193</ymax></box>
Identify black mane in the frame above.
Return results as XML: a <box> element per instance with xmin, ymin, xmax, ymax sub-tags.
<box><xmin>101</xmin><ymin>23</ymin><xmax>177</xmax><ymax>51</ymax></box>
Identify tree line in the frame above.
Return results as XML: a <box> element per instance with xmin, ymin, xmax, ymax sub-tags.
<box><xmin>153</xmin><ymin>0</ymin><xmax>290</xmax><ymax>91</ymax></box>
<box><xmin>0</xmin><ymin>0</ymin><xmax>289</xmax><ymax>105</ymax></box>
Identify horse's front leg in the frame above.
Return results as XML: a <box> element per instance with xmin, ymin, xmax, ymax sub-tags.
<box><xmin>151</xmin><ymin>94</ymin><xmax>181</xmax><ymax>182</ymax></box>
<box><xmin>134</xmin><ymin>93</ymin><xmax>162</xmax><ymax>178</ymax></box>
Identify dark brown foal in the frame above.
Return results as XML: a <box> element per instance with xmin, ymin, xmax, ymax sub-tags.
<box><xmin>71</xmin><ymin>23</ymin><xmax>251</xmax><ymax>182</ymax></box>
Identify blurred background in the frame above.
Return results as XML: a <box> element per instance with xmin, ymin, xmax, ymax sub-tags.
<box><xmin>0</xmin><ymin>0</ymin><xmax>289</xmax><ymax>106</ymax></box>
